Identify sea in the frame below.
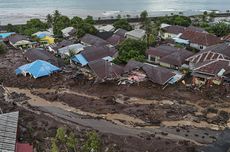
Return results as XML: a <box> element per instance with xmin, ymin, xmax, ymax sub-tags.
<box><xmin>0</xmin><ymin>0</ymin><xmax>230</xmax><ymax>25</ymax></box>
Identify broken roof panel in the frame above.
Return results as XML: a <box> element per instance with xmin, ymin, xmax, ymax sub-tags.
<box><xmin>0</xmin><ymin>112</ymin><xmax>19</xmax><ymax>152</ymax></box>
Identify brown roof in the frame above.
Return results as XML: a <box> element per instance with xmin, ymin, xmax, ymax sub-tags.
<box><xmin>8</xmin><ymin>34</ymin><xmax>29</xmax><ymax>44</ymax></box>
<box><xmin>146</xmin><ymin>45</ymin><xmax>177</xmax><ymax>58</ymax></box>
<box><xmin>194</xmin><ymin>59</ymin><xmax>230</xmax><ymax>76</ymax></box>
<box><xmin>114</xmin><ymin>28</ymin><xmax>127</xmax><ymax>37</ymax></box>
<box><xmin>187</xmin><ymin>26</ymin><xmax>207</xmax><ymax>33</ymax></box>
<box><xmin>180</xmin><ymin>30</ymin><xmax>221</xmax><ymax>46</ymax></box>
<box><xmin>24</xmin><ymin>48</ymin><xmax>58</xmax><ymax>65</ymax></box>
<box><xmin>106</xmin><ymin>34</ymin><xmax>125</xmax><ymax>46</ymax></box>
<box><xmin>186</xmin><ymin>43</ymin><xmax>230</xmax><ymax>64</ymax></box>
<box><xmin>88</xmin><ymin>59</ymin><xmax>123</xmax><ymax>80</ymax></box>
<box><xmin>159</xmin><ymin>48</ymin><xmax>194</xmax><ymax>67</ymax></box>
<box><xmin>162</xmin><ymin>25</ymin><xmax>186</xmax><ymax>35</ymax></box>
<box><xmin>222</xmin><ymin>34</ymin><xmax>230</xmax><ymax>42</ymax></box>
<box><xmin>124</xmin><ymin>60</ymin><xmax>144</xmax><ymax>73</ymax></box>
<box><xmin>81</xmin><ymin>46</ymin><xmax>117</xmax><ymax>62</ymax></box>
<box><xmin>81</xmin><ymin>34</ymin><xmax>109</xmax><ymax>46</ymax></box>
<box><xmin>142</xmin><ymin>64</ymin><xmax>176</xmax><ymax>85</ymax></box>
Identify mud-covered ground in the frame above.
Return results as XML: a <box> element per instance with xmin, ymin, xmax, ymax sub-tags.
<box><xmin>1</xmin><ymin>49</ymin><xmax>230</xmax><ymax>151</ymax></box>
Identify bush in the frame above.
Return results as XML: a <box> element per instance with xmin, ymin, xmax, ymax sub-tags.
<box><xmin>113</xmin><ymin>19</ymin><xmax>132</xmax><ymax>31</ymax></box>
<box><xmin>82</xmin><ymin>131</ymin><xmax>101</xmax><ymax>152</ymax></box>
<box><xmin>0</xmin><ymin>43</ymin><xmax>6</xmax><ymax>54</ymax></box>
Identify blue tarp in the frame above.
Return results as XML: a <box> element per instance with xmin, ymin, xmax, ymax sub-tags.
<box><xmin>0</xmin><ymin>32</ymin><xmax>15</xmax><ymax>39</ymax></box>
<box><xmin>16</xmin><ymin>60</ymin><xmax>60</xmax><ymax>79</ymax></box>
<box><xmin>71</xmin><ymin>54</ymin><xmax>88</xmax><ymax>66</ymax></box>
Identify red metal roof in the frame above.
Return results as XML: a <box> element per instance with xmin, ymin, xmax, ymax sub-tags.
<box><xmin>16</xmin><ymin>143</ymin><xmax>33</xmax><ymax>152</ymax></box>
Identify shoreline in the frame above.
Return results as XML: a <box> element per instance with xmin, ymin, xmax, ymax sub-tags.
<box><xmin>0</xmin><ymin>9</ymin><xmax>223</xmax><ymax>26</ymax></box>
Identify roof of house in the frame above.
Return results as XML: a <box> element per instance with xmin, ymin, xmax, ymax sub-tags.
<box><xmin>0</xmin><ymin>111</ymin><xmax>19</xmax><ymax>152</ymax></box>
<box><xmin>146</xmin><ymin>45</ymin><xmax>181</xmax><ymax>58</ymax></box>
<box><xmin>193</xmin><ymin>59</ymin><xmax>230</xmax><ymax>76</ymax></box>
<box><xmin>186</xmin><ymin>43</ymin><xmax>230</xmax><ymax>64</ymax></box>
<box><xmin>96</xmin><ymin>31</ymin><xmax>114</xmax><ymax>40</ymax></box>
<box><xmin>222</xmin><ymin>34</ymin><xmax>230</xmax><ymax>42</ymax></box>
<box><xmin>88</xmin><ymin>59</ymin><xmax>123</xmax><ymax>80</ymax></box>
<box><xmin>16</xmin><ymin>60</ymin><xmax>60</xmax><ymax>79</ymax></box>
<box><xmin>124</xmin><ymin>60</ymin><xmax>145</xmax><ymax>73</ymax></box>
<box><xmin>0</xmin><ymin>32</ymin><xmax>16</xmax><ymax>39</ymax></box>
<box><xmin>180</xmin><ymin>30</ymin><xmax>221</xmax><ymax>46</ymax></box>
<box><xmin>159</xmin><ymin>48</ymin><xmax>194</xmax><ymax>67</ymax></box>
<box><xmin>124</xmin><ymin>60</ymin><xmax>176</xmax><ymax>85</ymax></box>
<box><xmin>8</xmin><ymin>34</ymin><xmax>29</xmax><ymax>44</ymax></box>
<box><xmin>58</xmin><ymin>43</ymin><xmax>85</xmax><ymax>55</ymax></box>
<box><xmin>106</xmin><ymin>34</ymin><xmax>125</xmax><ymax>46</ymax></box>
<box><xmin>81</xmin><ymin>34</ymin><xmax>109</xmax><ymax>46</ymax></box>
<box><xmin>98</xmin><ymin>25</ymin><xmax>115</xmax><ymax>32</ymax></box>
<box><xmin>24</xmin><ymin>48</ymin><xmax>58</xmax><ymax>65</ymax></box>
<box><xmin>142</xmin><ymin>64</ymin><xmax>176</xmax><ymax>85</ymax></box>
<box><xmin>61</xmin><ymin>27</ymin><xmax>76</xmax><ymax>34</ymax></box>
<box><xmin>114</xmin><ymin>28</ymin><xmax>127</xmax><ymax>37</ymax></box>
<box><xmin>125</xmin><ymin>29</ymin><xmax>146</xmax><ymax>39</ymax></box>
<box><xmin>81</xmin><ymin>46</ymin><xmax>117</xmax><ymax>62</ymax></box>
<box><xmin>16</xmin><ymin>143</ymin><xmax>33</xmax><ymax>152</ymax></box>
<box><xmin>162</xmin><ymin>25</ymin><xmax>186</xmax><ymax>35</ymax></box>
<box><xmin>187</xmin><ymin>26</ymin><xmax>207</xmax><ymax>33</ymax></box>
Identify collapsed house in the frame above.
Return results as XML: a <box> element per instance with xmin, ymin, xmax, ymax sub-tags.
<box><xmin>107</xmin><ymin>28</ymin><xmax>127</xmax><ymax>46</ymax></box>
<box><xmin>123</xmin><ymin>60</ymin><xmax>179</xmax><ymax>85</ymax></box>
<box><xmin>88</xmin><ymin>59</ymin><xmax>123</xmax><ymax>82</ymax></box>
<box><xmin>58</xmin><ymin>43</ymin><xmax>86</xmax><ymax>58</ymax></box>
<box><xmin>7</xmin><ymin>34</ymin><xmax>32</xmax><ymax>49</ymax></box>
<box><xmin>146</xmin><ymin>45</ymin><xmax>194</xmax><ymax>69</ymax></box>
<box><xmin>61</xmin><ymin>27</ymin><xmax>76</xmax><ymax>38</ymax></box>
<box><xmin>48</xmin><ymin>39</ymin><xmax>76</xmax><ymax>53</ymax></box>
<box><xmin>192</xmin><ymin>59</ymin><xmax>230</xmax><ymax>85</ymax></box>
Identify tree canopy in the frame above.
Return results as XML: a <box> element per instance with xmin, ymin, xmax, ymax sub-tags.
<box><xmin>157</xmin><ymin>15</ymin><xmax>192</xmax><ymax>27</ymax></box>
<box><xmin>113</xmin><ymin>19</ymin><xmax>132</xmax><ymax>31</ymax></box>
<box><xmin>207</xmin><ymin>22</ymin><xmax>230</xmax><ymax>37</ymax></box>
<box><xmin>115</xmin><ymin>39</ymin><xmax>147</xmax><ymax>63</ymax></box>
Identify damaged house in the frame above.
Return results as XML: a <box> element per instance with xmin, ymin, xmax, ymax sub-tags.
<box><xmin>146</xmin><ymin>45</ymin><xmax>194</xmax><ymax>69</ymax></box>
<box><xmin>192</xmin><ymin>59</ymin><xmax>230</xmax><ymax>85</ymax></box>
<box><xmin>186</xmin><ymin>43</ymin><xmax>230</xmax><ymax>69</ymax></box>
<box><xmin>123</xmin><ymin>60</ymin><xmax>177</xmax><ymax>85</ymax></box>
<box><xmin>88</xmin><ymin>59</ymin><xmax>123</xmax><ymax>82</ymax></box>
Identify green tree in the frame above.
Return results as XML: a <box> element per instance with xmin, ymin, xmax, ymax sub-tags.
<box><xmin>53</xmin><ymin>15</ymin><xmax>71</xmax><ymax>36</ymax></box>
<box><xmin>66</xmin><ymin>132</ymin><xmax>77</xmax><ymax>152</ymax></box>
<box><xmin>140</xmin><ymin>10</ymin><xmax>148</xmax><ymax>23</ymax></box>
<box><xmin>113</xmin><ymin>19</ymin><xmax>132</xmax><ymax>31</ymax></box>
<box><xmin>46</xmin><ymin>14</ymin><xmax>53</xmax><ymax>27</ymax></box>
<box><xmin>84</xmin><ymin>15</ymin><xmax>94</xmax><ymax>24</ymax></box>
<box><xmin>0</xmin><ymin>43</ymin><xmax>6</xmax><ymax>54</ymax></box>
<box><xmin>83</xmin><ymin>131</ymin><xmax>101</xmax><ymax>152</ymax></box>
<box><xmin>51</xmin><ymin>138</ymin><xmax>59</xmax><ymax>152</ymax></box>
<box><xmin>117</xmin><ymin>14</ymin><xmax>121</xmax><ymax>19</ymax></box>
<box><xmin>115</xmin><ymin>39</ymin><xmax>147</xmax><ymax>63</ymax></box>
<box><xmin>208</xmin><ymin>22</ymin><xmax>230</xmax><ymax>37</ymax></box>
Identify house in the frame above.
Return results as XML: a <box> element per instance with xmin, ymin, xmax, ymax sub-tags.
<box><xmin>96</xmin><ymin>31</ymin><xmax>114</xmax><ymax>40</ymax></box>
<box><xmin>124</xmin><ymin>60</ymin><xmax>178</xmax><ymax>85</ymax></box>
<box><xmin>8</xmin><ymin>34</ymin><xmax>32</xmax><ymax>49</ymax></box>
<box><xmin>147</xmin><ymin>45</ymin><xmax>194</xmax><ymax>69</ymax></box>
<box><xmin>125</xmin><ymin>29</ymin><xmax>146</xmax><ymax>40</ymax></box>
<box><xmin>58</xmin><ymin>43</ymin><xmax>85</xmax><ymax>58</ymax></box>
<box><xmin>81</xmin><ymin>34</ymin><xmax>109</xmax><ymax>46</ymax></box>
<box><xmin>97</xmin><ymin>25</ymin><xmax>115</xmax><ymax>32</ymax></box>
<box><xmin>106</xmin><ymin>28</ymin><xmax>127</xmax><ymax>46</ymax></box>
<box><xmin>186</xmin><ymin>43</ymin><xmax>230</xmax><ymax>69</ymax></box>
<box><xmin>16</xmin><ymin>60</ymin><xmax>61</xmax><ymax>79</ymax></box>
<box><xmin>142</xmin><ymin>64</ymin><xmax>176</xmax><ymax>85</ymax></box>
<box><xmin>40</xmin><ymin>36</ymin><xmax>55</xmax><ymax>45</ymax></box>
<box><xmin>160</xmin><ymin>25</ymin><xmax>186</xmax><ymax>39</ymax></box>
<box><xmin>88</xmin><ymin>59</ymin><xmax>123</xmax><ymax>82</ymax></box>
<box><xmin>179</xmin><ymin>30</ymin><xmax>221</xmax><ymax>50</ymax></box>
<box><xmin>48</xmin><ymin>39</ymin><xmax>76</xmax><ymax>53</ymax></box>
<box><xmin>222</xmin><ymin>34</ymin><xmax>230</xmax><ymax>43</ymax></box>
<box><xmin>61</xmin><ymin>27</ymin><xmax>76</xmax><ymax>38</ymax></box>
<box><xmin>24</xmin><ymin>48</ymin><xmax>58</xmax><ymax>66</ymax></box>
<box><xmin>71</xmin><ymin>46</ymin><xmax>117</xmax><ymax>66</ymax></box>
<box><xmin>191</xmin><ymin>59</ymin><xmax>230</xmax><ymax>85</ymax></box>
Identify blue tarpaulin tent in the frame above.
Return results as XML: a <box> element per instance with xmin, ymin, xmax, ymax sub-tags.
<box><xmin>71</xmin><ymin>54</ymin><xmax>88</xmax><ymax>66</ymax></box>
<box><xmin>0</xmin><ymin>32</ymin><xmax>15</xmax><ymax>39</ymax></box>
<box><xmin>16</xmin><ymin>60</ymin><xmax>60</xmax><ymax>79</ymax></box>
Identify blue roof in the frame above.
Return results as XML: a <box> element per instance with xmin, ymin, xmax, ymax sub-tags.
<box><xmin>37</xmin><ymin>33</ymin><xmax>47</xmax><ymax>38</ymax></box>
<box><xmin>0</xmin><ymin>32</ymin><xmax>15</xmax><ymax>39</ymax></box>
<box><xmin>16</xmin><ymin>60</ymin><xmax>60</xmax><ymax>79</ymax></box>
<box><xmin>71</xmin><ymin>54</ymin><xmax>88</xmax><ymax>66</ymax></box>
